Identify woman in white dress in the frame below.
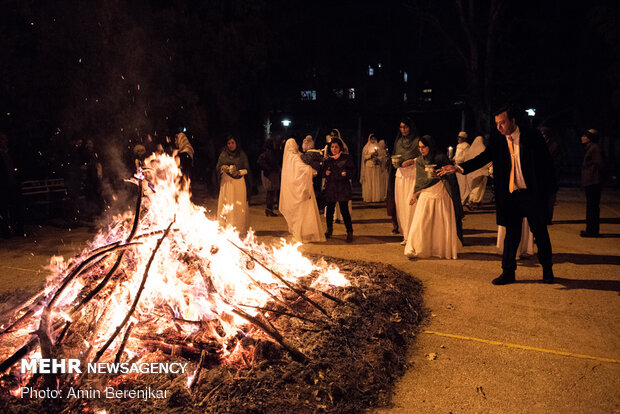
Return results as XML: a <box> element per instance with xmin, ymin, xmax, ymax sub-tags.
<box><xmin>405</xmin><ymin>135</ymin><xmax>462</xmax><ymax>259</ymax></box>
<box><xmin>360</xmin><ymin>134</ymin><xmax>384</xmax><ymax>202</ymax></box>
<box><xmin>279</xmin><ymin>139</ymin><xmax>325</xmax><ymax>243</ymax></box>
<box><xmin>392</xmin><ymin>117</ymin><xmax>420</xmax><ymax>244</ymax></box>
<box><xmin>466</xmin><ymin>136</ymin><xmax>491</xmax><ymax>207</ymax></box>
<box><xmin>216</xmin><ymin>136</ymin><xmax>250</xmax><ymax>234</ymax></box>
<box><xmin>453</xmin><ymin>131</ymin><xmax>471</xmax><ymax>204</ymax></box>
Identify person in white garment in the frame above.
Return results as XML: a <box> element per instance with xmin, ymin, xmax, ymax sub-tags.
<box><xmin>497</xmin><ymin>219</ymin><xmax>534</xmax><ymax>258</ymax></box>
<box><xmin>360</xmin><ymin>133</ymin><xmax>385</xmax><ymax>202</ymax></box>
<box><xmin>216</xmin><ymin>136</ymin><xmax>250</xmax><ymax>234</ymax></box>
<box><xmin>453</xmin><ymin>131</ymin><xmax>471</xmax><ymax>204</ymax></box>
<box><xmin>279</xmin><ymin>139</ymin><xmax>326</xmax><ymax>243</ymax></box>
<box><xmin>405</xmin><ymin>135</ymin><xmax>462</xmax><ymax>259</ymax></box>
<box><xmin>392</xmin><ymin>117</ymin><xmax>420</xmax><ymax>245</ymax></box>
<box><xmin>466</xmin><ymin>136</ymin><xmax>491</xmax><ymax>208</ymax></box>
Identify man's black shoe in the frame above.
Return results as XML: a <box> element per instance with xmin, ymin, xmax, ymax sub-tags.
<box><xmin>580</xmin><ymin>230</ymin><xmax>599</xmax><ymax>238</ymax></box>
<box><xmin>492</xmin><ymin>273</ymin><xmax>515</xmax><ymax>285</ymax></box>
<box><xmin>542</xmin><ymin>268</ymin><xmax>555</xmax><ymax>284</ymax></box>
<box><xmin>325</xmin><ymin>229</ymin><xmax>332</xmax><ymax>239</ymax></box>
<box><xmin>345</xmin><ymin>232</ymin><xmax>353</xmax><ymax>243</ymax></box>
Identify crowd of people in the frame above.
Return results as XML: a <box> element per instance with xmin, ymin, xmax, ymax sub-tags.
<box><xmin>212</xmin><ymin>106</ymin><xmax>607</xmax><ymax>286</ymax></box>
<box><xmin>1</xmin><ymin>107</ymin><xmax>608</xmax><ymax>289</ymax></box>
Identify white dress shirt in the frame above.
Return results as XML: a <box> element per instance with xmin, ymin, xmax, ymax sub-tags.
<box><xmin>507</xmin><ymin>126</ymin><xmax>527</xmax><ymax>190</ymax></box>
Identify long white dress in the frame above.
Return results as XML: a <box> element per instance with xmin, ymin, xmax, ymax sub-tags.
<box><xmin>217</xmin><ymin>173</ymin><xmax>249</xmax><ymax>234</ymax></box>
<box><xmin>280</xmin><ymin>139</ymin><xmax>325</xmax><ymax>243</ymax></box>
<box><xmin>496</xmin><ymin>219</ymin><xmax>534</xmax><ymax>258</ymax></box>
<box><xmin>361</xmin><ymin>138</ymin><xmax>384</xmax><ymax>202</ymax></box>
<box><xmin>466</xmin><ymin>136</ymin><xmax>491</xmax><ymax>204</ymax></box>
<box><xmin>394</xmin><ymin>164</ymin><xmax>417</xmax><ymax>240</ymax></box>
<box><xmin>454</xmin><ymin>141</ymin><xmax>471</xmax><ymax>204</ymax></box>
<box><xmin>404</xmin><ymin>181</ymin><xmax>461</xmax><ymax>259</ymax></box>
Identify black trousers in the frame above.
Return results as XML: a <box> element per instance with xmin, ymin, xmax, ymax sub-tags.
<box><xmin>585</xmin><ymin>184</ymin><xmax>602</xmax><ymax>235</ymax></box>
<box><xmin>502</xmin><ymin>190</ymin><xmax>553</xmax><ymax>274</ymax></box>
<box><xmin>265</xmin><ymin>190</ymin><xmax>277</xmax><ymax>210</ymax></box>
<box><xmin>326</xmin><ymin>201</ymin><xmax>353</xmax><ymax>233</ymax></box>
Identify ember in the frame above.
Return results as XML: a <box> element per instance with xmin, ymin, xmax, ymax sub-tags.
<box><xmin>0</xmin><ymin>153</ymin><xmax>425</xmax><ymax>413</ymax></box>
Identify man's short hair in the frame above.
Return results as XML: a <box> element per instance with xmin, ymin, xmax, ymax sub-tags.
<box><xmin>493</xmin><ymin>104</ymin><xmax>517</xmax><ymax>121</ymax></box>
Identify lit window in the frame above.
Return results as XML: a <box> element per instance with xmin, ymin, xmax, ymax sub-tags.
<box><xmin>378</xmin><ymin>63</ymin><xmax>382</xmax><ymax>68</ymax></box>
<box><xmin>300</xmin><ymin>90</ymin><xmax>317</xmax><ymax>101</ymax></box>
<box><xmin>368</xmin><ymin>65</ymin><xmax>374</xmax><ymax>76</ymax></box>
<box><xmin>333</xmin><ymin>89</ymin><xmax>343</xmax><ymax>98</ymax></box>
<box><xmin>403</xmin><ymin>93</ymin><xmax>408</xmax><ymax>103</ymax></box>
<box><xmin>403</xmin><ymin>72</ymin><xmax>408</xmax><ymax>82</ymax></box>
<box><xmin>348</xmin><ymin>88</ymin><xmax>355</xmax><ymax>99</ymax></box>
<box><xmin>423</xmin><ymin>88</ymin><xmax>432</xmax><ymax>94</ymax></box>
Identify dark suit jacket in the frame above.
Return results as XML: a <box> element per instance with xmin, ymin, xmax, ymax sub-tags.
<box><xmin>460</xmin><ymin>127</ymin><xmax>557</xmax><ymax>226</ymax></box>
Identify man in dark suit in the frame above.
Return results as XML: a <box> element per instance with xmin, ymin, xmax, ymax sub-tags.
<box><xmin>439</xmin><ymin>105</ymin><xmax>557</xmax><ymax>285</ymax></box>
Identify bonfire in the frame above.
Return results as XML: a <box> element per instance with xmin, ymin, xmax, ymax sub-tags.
<box><xmin>0</xmin><ymin>153</ymin><xmax>424</xmax><ymax>413</ymax></box>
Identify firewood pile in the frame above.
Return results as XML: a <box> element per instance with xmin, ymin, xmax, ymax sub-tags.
<box><xmin>0</xmin><ymin>154</ymin><xmax>426</xmax><ymax>413</ymax></box>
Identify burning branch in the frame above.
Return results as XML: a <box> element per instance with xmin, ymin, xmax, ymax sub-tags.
<box><xmin>227</xmin><ymin>241</ymin><xmax>332</xmax><ymax>319</ymax></box>
<box><xmin>93</xmin><ymin>218</ymin><xmax>175</xmax><ymax>363</ymax></box>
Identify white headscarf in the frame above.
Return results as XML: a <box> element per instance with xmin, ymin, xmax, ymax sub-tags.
<box><xmin>360</xmin><ymin>134</ymin><xmax>379</xmax><ymax>184</ymax></box>
<box><xmin>175</xmin><ymin>132</ymin><xmax>195</xmax><ymax>160</ymax></box>
<box><xmin>280</xmin><ymin>139</ymin><xmax>313</xmax><ymax>222</ymax></box>
<box><xmin>302</xmin><ymin>135</ymin><xmax>315</xmax><ymax>152</ymax></box>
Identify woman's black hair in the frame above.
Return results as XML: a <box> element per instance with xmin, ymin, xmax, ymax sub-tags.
<box><xmin>330</xmin><ymin>137</ymin><xmax>344</xmax><ymax>152</ymax></box>
<box><xmin>399</xmin><ymin>116</ymin><xmax>418</xmax><ymax>136</ymax></box>
<box><xmin>419</xmin><ymin>134</ymin><xmax>431</xmax><ymax>147</ymax></box>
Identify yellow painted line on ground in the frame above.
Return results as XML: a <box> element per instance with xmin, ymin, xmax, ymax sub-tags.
<box><xmin>423</xmin><ymin>330</ymin><xmax>620</xmax><ymax>364</ymax></box>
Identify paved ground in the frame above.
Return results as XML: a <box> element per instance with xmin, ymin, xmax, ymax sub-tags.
<box><xmin>1</xmin><ymin>186</ymin><xmax>619</xmax><ymax>413</ymax></box>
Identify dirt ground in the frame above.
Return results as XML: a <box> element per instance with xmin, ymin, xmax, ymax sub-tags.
<box><xmin>1</xmin><ymin>186</ymin><xmax>619</xmax><ymax>413</ymax></box>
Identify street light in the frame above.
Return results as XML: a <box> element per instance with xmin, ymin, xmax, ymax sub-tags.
<box><xmin>281</xmin><ymin>119</ymin><xmax>291</xmax><ymax>137</ymax></box>
<box><xmin>525</xmin><ymin>108</ymin><xmax>536</xmax><ymax>117</ymax></box>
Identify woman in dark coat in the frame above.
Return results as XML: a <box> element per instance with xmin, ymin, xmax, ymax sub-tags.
<box><xmin>257</xmin><ymin>138</ymin><xmax>281</xmax><ymax>216</ymax></box>
<box><xmin>321</xmin><ymin>138</ymin><xmax>355</xmax><ymax>242</ymax></box>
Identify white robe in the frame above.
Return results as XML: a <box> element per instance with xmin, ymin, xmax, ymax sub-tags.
<box><xmin>360</xmin><ymin>140</ymin><xmax>385</xmax><ymax>202</ymax></box>
<box><xmin>454</xmin><ymin>142</ymin><xmax>471</xmax><ymax>204</ymax></box>
<box><xmin>394</xmin><ymin>164</ymin><xmax>417</xmax><ymax>240</ymax></box>
<box><xmin>496</xmin><ymin>219</ymin><xmax>534</xmax><ymax>258</ymax></box>
<box><xmin>466</xmin><ymin>137</ymin><xmax>491</xmax><ymax>203</ymax></box>
<box><xmin>405</xmin><ymin>181</ymin><xmax>461</xmax><ymax>259</ymax></box>
<box><xmin>217</xmin><ymin>173</ymin><xmax>249</xmax><ymax>234</ymax></box>
<box><xmin>280</xmin><ymin>139</ymin><xmax>325</xmax><ymax>243</ymax></box>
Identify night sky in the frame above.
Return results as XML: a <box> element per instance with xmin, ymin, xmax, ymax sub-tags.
<box><xmin>1</xmin><ymin>0</ymin><xmax>618</xmax><ymax>187</ymax></box>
